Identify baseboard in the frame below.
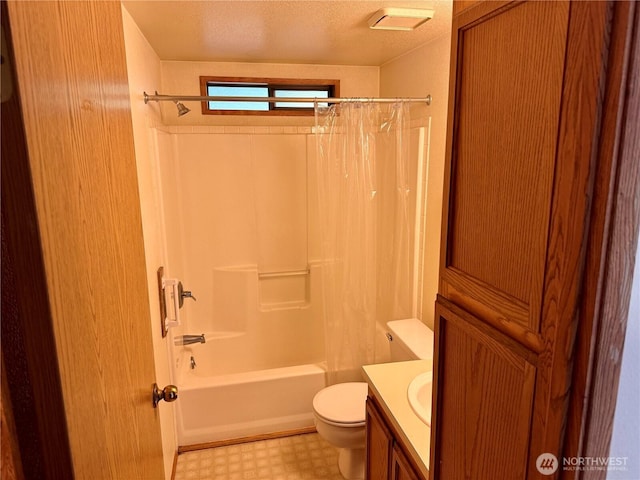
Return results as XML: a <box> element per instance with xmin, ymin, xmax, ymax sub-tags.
<box><xmin>170</xmin><ymin>449</ymin><xmax>178</xmax><ymax>480</ymax></box>
<box><xmin>177</xmin><ymin>426</ymin><xmax>318</xmax><ymax>453</ymax></box>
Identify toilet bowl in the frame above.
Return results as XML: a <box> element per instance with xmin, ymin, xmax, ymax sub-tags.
<box><xmin>312</xmin><ymin>382</ymin><xmax>368</xmax><ymax>479</ymax></box>
<box><xmin>313</xmin><ymin>318</ymin><xmax>434</xmax><ymax>479</ymax></box>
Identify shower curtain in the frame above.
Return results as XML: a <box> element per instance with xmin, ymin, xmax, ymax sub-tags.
<box><xmin>314</xmin><ymin>101</ymin><xmax>413</xmax><ymax>384</ymax></box>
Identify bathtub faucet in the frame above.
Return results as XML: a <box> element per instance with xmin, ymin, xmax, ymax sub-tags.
<box><xmin>175</xmin><ymin>334</ymin><xmax>206</xmax><ymax>346</ymax></box>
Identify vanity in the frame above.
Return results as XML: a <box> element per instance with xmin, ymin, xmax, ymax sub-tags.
<box><xmin>362</xmin><ymin>360</ymin><xmax>431</xmax><ymax>480</ymax></box>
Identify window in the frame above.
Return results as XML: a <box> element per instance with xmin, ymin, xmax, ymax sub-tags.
<box><xmin>199</xmin><ymin>77</ymin><xmax>339</xmax><ymax>116</ymax></box>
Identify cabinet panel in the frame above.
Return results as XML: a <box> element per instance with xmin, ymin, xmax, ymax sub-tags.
<box><xmin>442</xmin><ymin>0</ymin><xmax>570</xmax><ymax>336</ymax></box>
<box><xmin>432</xmin><ymin>298</ymin><xmax>536</xmax><ymax>479</ymax></box>
<box><xmin>391</xmin><ymin>444</ymin><xmax>420</xmax><ymax>480</ymax></box>
<box><xmin>366</xmin><ymin>396</ymin><xmax>393</xmax><ymax>480</ymax></box>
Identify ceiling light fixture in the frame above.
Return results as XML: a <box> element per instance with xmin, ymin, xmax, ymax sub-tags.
<box><xmin>367</xmin><ymin>7</ymin><xmax>435</xmax><ymax>31</ymax></box>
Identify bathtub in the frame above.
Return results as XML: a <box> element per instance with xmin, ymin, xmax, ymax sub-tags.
<box><xmin>175</xmin><ymin>362</ymin><xmax>326</xmax><ymax>446</ymax></box>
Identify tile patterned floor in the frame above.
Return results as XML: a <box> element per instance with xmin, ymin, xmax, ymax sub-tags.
<box><xmin>174</xmin><ymin>433</ymin><xmax>344</xmax><ymax>480</ymax></box>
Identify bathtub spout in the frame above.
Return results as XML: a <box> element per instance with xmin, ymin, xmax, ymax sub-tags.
<box><xmin>175</xmin><ymin>334</ymin><xmax>206</xmax><ymax>346</ymax></box>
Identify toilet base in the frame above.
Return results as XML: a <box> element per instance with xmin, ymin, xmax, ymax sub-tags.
<box><xmin>338</xmin><ymin>447</ymin><xmax>365</xmax><ymax>479</ymax></box>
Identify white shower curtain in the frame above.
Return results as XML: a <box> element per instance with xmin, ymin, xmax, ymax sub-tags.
<box><xmin>314</xmin><ymin>101</ymin><xmax>414</xmax><ymax>384</ymax></box>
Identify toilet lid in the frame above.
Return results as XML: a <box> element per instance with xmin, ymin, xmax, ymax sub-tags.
<box><xmin>313</xmin><ymin>382</ymin><xmax>368</xmax><ymax>425</ymax></box>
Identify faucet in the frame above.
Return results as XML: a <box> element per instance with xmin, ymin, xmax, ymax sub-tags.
<box><xmin>174</xmin><ymin>334</ymin><xmax>206</xmax><ymax>346</ymax></box>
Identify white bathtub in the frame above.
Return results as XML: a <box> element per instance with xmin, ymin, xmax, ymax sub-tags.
<box><xmin>175</xmin><ymin>363</ymin><xmax>326</xmax><ymax>446</ymax></box>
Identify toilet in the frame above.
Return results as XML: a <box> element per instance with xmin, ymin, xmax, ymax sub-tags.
<box><xmin>312</xmin><ymin>382</ymin><xmax>369</xmax><ymax>479</ymax></box>
<box><xmin>386</xmin><ymin>317</ymin><xmax>434</xmax><ymax>362</ymax></box>
<box><xmin>312</xmin><ymin>318</ymin><xmax>434</xmax><ymax>479</ymax></box>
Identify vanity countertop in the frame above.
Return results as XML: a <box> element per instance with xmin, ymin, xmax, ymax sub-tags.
<box><xmin>362</xmin><ymin>359</ymin><xmax>432</xmax><ymax>479</ymax></box>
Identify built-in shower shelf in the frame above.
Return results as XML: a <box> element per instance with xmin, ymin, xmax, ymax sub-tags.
<box><xmin>259</xmin><ymin>300</ymin><xmax>310</xmax><ymax>313</ymax></box>
<box><xmin>258</xmin><ymin>268</ymin><xmax>310</xmax><ymax>279</ymax></box>
<box><xmin>259</xmin><ymin>267</ymin><xmax>310</xmax><ymax>308</ymax></box>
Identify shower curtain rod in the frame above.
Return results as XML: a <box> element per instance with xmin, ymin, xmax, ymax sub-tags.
<box><xmin>143</xmin><ymin>92</ymin><xmax>432</xmax><ymax>106</ymax></box>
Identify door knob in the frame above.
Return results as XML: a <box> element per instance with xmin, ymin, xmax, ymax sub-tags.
<box><xmin>152</xmin><ymin>383</ymin><xmax>178</xmax><ymax>408</ymax></box>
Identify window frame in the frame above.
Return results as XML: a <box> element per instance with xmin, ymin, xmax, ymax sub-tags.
<box><xmin>199</xmin><ymin>76</ymin><xmax>340</xmax><ymax>116</ymax></box>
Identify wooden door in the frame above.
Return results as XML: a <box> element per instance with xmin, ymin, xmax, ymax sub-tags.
<box><xmin>3</xmin><ymin>1</ymin><xmax>165</xmax><ymax>478</ymax></box>
<box><xmin>431</xmin><ymin>1</ymin><xmax>638</xmax><ymax>479</ymax></box>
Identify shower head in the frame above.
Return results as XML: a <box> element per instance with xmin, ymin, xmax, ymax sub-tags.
<box><xmin>174</xmin><ymin>101</ymin><xmax>191</xmax><ymax>117</ymax></box>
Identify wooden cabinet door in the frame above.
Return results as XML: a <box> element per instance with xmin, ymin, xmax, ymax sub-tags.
<box><xmin>432</xmin><ymin>1</ymin><xmax>637</xmax><ymax>479</ymax></box>
<box><xmin>432</xmin><ymin>298</ymin><xmax>537</xmax><ymax>478</ymax></box>
<box><xmin>366</xmin><ymin>396</ymin><xmax>393</xmax><ymax>480</ymax></box>
<box><xmin>440</xmin><ymin>0</ymin><xmax>571</xmax><ymax>345</ymax></box>
<box><xmin>391</xmin><ymin>444</ymin><xmax>421</xmax><ymax>480</ymax></box>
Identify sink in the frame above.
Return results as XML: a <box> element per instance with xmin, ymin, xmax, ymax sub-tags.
<box><xmin>407</xmin><ymin>371</ymin><xmax>433</xmax><ymax>426</ymax></box>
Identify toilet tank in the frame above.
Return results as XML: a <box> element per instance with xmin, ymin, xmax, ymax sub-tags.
<box><xmin>387</xmin><ymin>318</ymin><xmax>434</xmax><ymax>361</ymax></box>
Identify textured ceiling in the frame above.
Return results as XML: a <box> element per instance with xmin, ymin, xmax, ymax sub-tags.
<box><xmin>122</xmin><ymin>0</ymin><xmax>452</xmax><ymax>66</ymax></box>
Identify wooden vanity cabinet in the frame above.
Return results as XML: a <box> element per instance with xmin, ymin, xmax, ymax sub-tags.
<box><xmin>365</xmin><ymin>394</ymin><xmax>424</xmax><ymax>480</ymax></box>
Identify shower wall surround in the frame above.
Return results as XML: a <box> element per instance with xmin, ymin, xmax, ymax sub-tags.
<box><xmin>159</xmin><ymin>127</ymin><xmax>326</xmax><ymax>377</ymax></box>
<box><xmin>158</xmin><ymin>122</ymin><xmax>429</xmax><ymax>379</ymax></box>
<box><xmin>143</xmin><ymin>60</ymin><xmax>385</xmax><ymax>383</ymax></box>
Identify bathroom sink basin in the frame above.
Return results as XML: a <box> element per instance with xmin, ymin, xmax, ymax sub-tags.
<box><xmin>407</xmin><ymin>372</ymin><xmax>433</xmax><ymax>426</ymax></box>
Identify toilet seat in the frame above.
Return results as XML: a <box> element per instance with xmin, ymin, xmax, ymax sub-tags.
<box><xmin>313</xmin><ymin>382</ymin><xmax>368</xmax><ymax>427</ymax></box>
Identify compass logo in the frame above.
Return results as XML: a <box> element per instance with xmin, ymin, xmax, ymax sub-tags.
<box><xmin>536</xmin><ymin>453</ymin><xmax>559</xmax><ymax>475</ymax></box>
